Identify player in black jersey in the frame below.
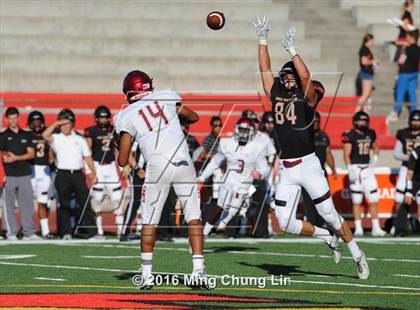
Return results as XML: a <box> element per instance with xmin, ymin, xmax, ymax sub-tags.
<box><xmin>28</xmin><ymin>111</ymin><xmax>54</xmax><ymax>239</ymax></box>
<box><xmin>342</xmin><ymin>111</ymin><xmax>386</xmax><ymax>237</ymax></box>
<box><xmin>399</xmin><ymin>146</ymin><xmax>420</xmax><ymax>234</ymax></box>
<box><xmin>84</xmin><ymin>106</ymin><xmax>124</xmax><ymax>237</ymax></box>
<box><xmin>393</xmin><ymin>111</ymin><xmax>420</xmax><ymax>235</ymax></box>
<box><xmin>393</xmin><ymin>110</ymin><xmax>420</xmax><ymax>215</ymax></box>
<box><xmin>254</xmin><ymin>16</ymin><xmax>368</xmax><ymax>279</ymax></box>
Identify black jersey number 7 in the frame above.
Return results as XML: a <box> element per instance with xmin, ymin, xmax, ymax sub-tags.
<box><xmin>274</xmin><ymin>101</ymin><xmax>297</xmax><ymax>125</ymax></box>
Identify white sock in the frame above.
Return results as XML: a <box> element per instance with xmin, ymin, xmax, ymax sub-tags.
<box><xmin>346</xmin><ymin>239</ymin><xmax>362</xmax><ymax>261</ymax></box>
<box><xmin>141</xmin><ymin>252</ymin><xmax>153</xmax><ymax>278</ymax></box>
<box><xmin>96</xmin><ymin>216</ymin><xmax>104</xmax><ymax>235</ymax></box>
<box><xmin>40</xmin><ymin>218</ymin><xmax>49</xmax><ymax>236</ymax></box>
<box><xmin>354</xmin><ymin>219</ymin><xmax>363</xmax><ymax>231</ymax></box>
<box><xmin>203</xmin><ymin>223</ymin><xmax>214</xmax><ymax>237</ymax></box>
<box><xmin>217</xmin><ymin>220</ymin><xmax>227</xmax><ymax>231</ymax></box>
<box><xmin>312</xmin><ymin>226</ymin><xmax>332</xmax><ymax>243</ymax></box>
<box><xmin>192</xmin><ymin>254</ymin><xmax>204</xmax><ymax>272</ymax></box>
<box><xmin>372</xmin><ymin>218</ymin><xmax>380</xmax><ymax>230</ymax></box>
<box><xmin>115</xmin><ymin>215</ymin><xmax>124</xmax><ymax>236</ymax></box>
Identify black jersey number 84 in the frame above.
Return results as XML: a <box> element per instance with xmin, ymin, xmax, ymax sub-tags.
<box><xmin>274</xmin><ymin>101</ymin><xmax>297</xmax><ymax>125</ymax></box>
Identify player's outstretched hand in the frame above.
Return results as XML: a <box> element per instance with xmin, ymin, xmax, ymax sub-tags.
<box><xmin>251</xmin><ymin>170</ymin><xmax>262</xmax><ymax>180</ymax></box>
<box><xmin>253</xmin><ymin>16</ymin><xmax>269</xmax><ymax>43</ymax></box>
<box><xmin>281</xmin><ymin>26</ymin><xmax>297</xmax><ymax>58</ymax></box>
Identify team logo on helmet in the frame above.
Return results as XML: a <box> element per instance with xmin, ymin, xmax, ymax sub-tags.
<box><xmin>235</xmin><ymin>117</ymin><xmax>255</xmax><ymax>145</ymax></box>
<box><xmin>27</xmin><ymin>110</ymin><xmax>45</xmax><ymax>133</ymax></box>
<box><xmin>241</xmin><ymin>109</ymin><xmax>259</xmax><ymax>124</ymax></box>
<box><xmin>123</xmin><ymin>70</ymin><xmax>154</xmax><ymax>103</ymax></box>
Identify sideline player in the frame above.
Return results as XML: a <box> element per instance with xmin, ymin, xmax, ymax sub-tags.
<box><xmin>84</xmin><ymin>106</ymin><xmax>124</xmax><ymax>237</ymax></box>
<box><xmin>114</xmin><ymin>70</ymin><xmax>208</xmax><ymax>289</ymax></box>
<box><xmin>400</xmin><ymin>146</ymin><xmax>420</xmax><ymax>233</ymax></box>
<box><xmin>393</xmin><ymin>110</ymin><xmax>420</xmax><ymax>233</ymax></box>
<box><xmin>28</xmin><ymin>111</ymin><xmax>54</xmax><ymax>239</ymax></box>
<box><xmin>254</xmin><ymin>16</ymin><xmax>369</xmax><ymax>279</ymax></box>
<box><xmin>342</xmin><ymin>112</ymin><xmax>386</xmax><ymax>237</ymax></box>
<box><xmin>198</xmin><ymin>117</ymin><xmax>270</xmax><ymax>236</ymax></box>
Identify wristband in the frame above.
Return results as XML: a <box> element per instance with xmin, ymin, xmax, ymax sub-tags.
<box><xmin>288</xmin><ymin>47</ymin><xmax>298</xmax><ymax>58</ymax></box>
<box><xmin>259</xmin><ymin>39</ymin><xmax>267</xmax><ymax>46</ymax></box>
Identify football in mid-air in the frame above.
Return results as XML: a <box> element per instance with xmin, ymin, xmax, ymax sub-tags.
<box><xmin>206</xmin><ymin>11</ymin><xmax>225</xmax><ymax>30</ymax></box>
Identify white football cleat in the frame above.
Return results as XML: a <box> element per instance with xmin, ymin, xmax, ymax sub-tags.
<box><xmin>371</xmin><ymin>227</ymin><xmax>387</xmax><ymax>237</ymax></box>
<box><xmin>326</xmin><ymin>234</ymin><xmax>342</xmax><ymax>264</ymax></box>
<box><xmin>354</xmin><ymin>228</ymin><xmax>364</xmax><ymax>237</ymax></box>
<box><xmin>22</xmin><ymin>234</ymin><xmax>42</xmax><ymax>241</ymax></box>
<box><xmin>190</xmin><ymin>270</ymin><xmax>212</xmax><ymax>289</ymax></box>
<box><xmin>137</xmin><ymin>275</ymin><xmax>153</xmax><ymax>290</ymax></box>
<box><xmin>356</xmin><ymin>251</ymin><xmax>369</xmax><ymax>280</ymax></box>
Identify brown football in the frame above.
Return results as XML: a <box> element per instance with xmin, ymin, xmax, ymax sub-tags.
<box><xmin>206</xmin><ymin>11</ymin><xmax>225</xmax><ymax>30</ymax></box>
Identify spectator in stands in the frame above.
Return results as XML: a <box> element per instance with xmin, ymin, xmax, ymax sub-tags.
<box><xmin>181</xmin><ymin>120</ymin><xmax>200</xmax><ymax>158</ymax></box>
<box><xmin>0</xmin><ymin>107</ymin><xmax>38</xmax><ymax>241</ymax></box>
<box><xmin>198</xmin><ymin>116</ymin><xmax>222</xmax><ymax>163</ymax></box>
<box><xmin>391</xmin><ymin>30</ymin><xmax>420</xmax><ymax>120</ymax></box>
<box><xmin>356</xmin><ymin>34</ymin><xmax>379</xmax><ymax>113</ymax></box>
<box><xmin>42</xmin><ymin>109</ymin><xmax>100</xmax><ymax>240</ymax></box>
<box><xmin>397</xmin><ymin>0</ymin><xmax>416</xmax><ymax>48</ymax></box>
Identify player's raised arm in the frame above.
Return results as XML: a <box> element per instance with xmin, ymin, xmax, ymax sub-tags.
<box><xmin>176</xmin><ymin>103</ymin><xmax>199</xmax><ymax>124</ymax></box>
<box><xmin>281</xmin><ymin>26</ymin><xmax>318</xmax><ymax>108</ymax></box>
<box><xmin>253</xmin><ymin>16</ymin><xmax>274</xmax><ymax>97</ymax></box>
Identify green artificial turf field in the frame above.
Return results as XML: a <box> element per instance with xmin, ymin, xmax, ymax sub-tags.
<box><xmin>0</xmin><ymin>237</ymin><xmax>419</xmax><ymax>309</ymax></box>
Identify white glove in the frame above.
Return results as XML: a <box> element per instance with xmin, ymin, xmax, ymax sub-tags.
<box><xmin>281</xmin><ymin>26</ymin><xmax>297</xmax><ymax>58</ymax></box>
<box><xmin>253</xmin><ymin>16</ymin><xmax>270</xmax><ymax>45</ymax></box>
<box><xmin>347</xmin><ymin>165</ymin><xmax>358</xmax><ymax>183</ymax></box>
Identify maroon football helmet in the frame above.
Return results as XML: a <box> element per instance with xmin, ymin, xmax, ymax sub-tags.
<box><xmin>122</xmin><ymin>70</ymin><xmax>154</xmax><ymax>103</ymax></box>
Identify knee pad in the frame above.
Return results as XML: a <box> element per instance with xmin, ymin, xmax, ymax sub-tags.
<box><xmin>315</xmin><ymin>198</ymin><xmax>343</xmax><ymax>231</ymax></box>
<box><xmin>278</xmin><ymin>216</ymin><xmax>303</xmax><ymax>234</ymax></box>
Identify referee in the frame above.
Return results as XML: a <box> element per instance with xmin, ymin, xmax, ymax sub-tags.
<box><xmin>42</xmin><ymin>109</ymin><xmax>99</xmax><ymax>240</ymax></box>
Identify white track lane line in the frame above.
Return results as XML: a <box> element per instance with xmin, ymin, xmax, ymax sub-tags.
<box><xmin>1</xmin><ymin>261</ymin><xmax>419</xmax><ymax>292</ymax></box>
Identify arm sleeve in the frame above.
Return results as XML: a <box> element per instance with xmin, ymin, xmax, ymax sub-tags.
<box><xmin>393</xmin><ymin>140</ymin><xmax>410</xmax><ymax>162</ymax></box>
<box><xmin>115</xmin><ymin>114</ymin><xmax>136</xmax><ymax>137</ymax></box>
<box><xmin>407</xmin><ymin>148</ymin><xmax>418</xmax><ymax>171</ymax></box>
<box><xmin>81</xmin><ymin>137</ymin><xmax>92</xmax><ymax>157</ymax></box>
<box><xmin>256</xmin><ymin>155</ymin><xmax>270</xmax><ymax>179</ymax></box>
<box><xmin>325</xmin><ymin>133</ymin><xmax>330</xmax><ymax>147</ymax></box>
<box><xmin>341</xmin><ymin>132</ymin><xmax>351</xmax><ymax>144</ymax></box>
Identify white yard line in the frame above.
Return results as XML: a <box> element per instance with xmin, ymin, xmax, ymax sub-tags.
<box><xmin>34</xmin><ymin>277</ymin><xmax>66</xmax><ymax>282</ymax></box>
<box><xmin>66</xmin><ymin>244</ymin><xmax>420</xmax><ymax>264</ymax></box>
<box><xmin>393</xmin><ymin>274</ymin><xmax>420</xmax><ymax>278</ymax></box>
<box><xmin>82</xmin><ymin>255</ymin><xmax>138</xmax><ymax>259</ymax></box>
<box><xmin>1</xmin><ymin>237</ymin><xmax>420</xmax><ymax>246</ymax></box>
<box><xmin>1</xmin><ymin>260</ymin><xmax>419</xmax><ymax>292</ymax></box>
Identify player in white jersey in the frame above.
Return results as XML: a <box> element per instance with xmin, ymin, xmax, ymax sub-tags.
<box><xmin>198</xmin><ymin>117</ymin><xmax>270</xmax><ymax>236</ymax></box>
<box><xmin>114</xmin><ymin>70</ymin><xmax>208</xmax><ymax>289</ymax></box>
